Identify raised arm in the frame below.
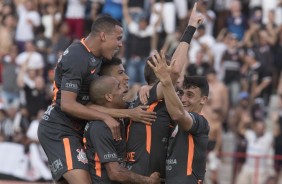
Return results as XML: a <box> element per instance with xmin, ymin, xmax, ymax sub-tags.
<box><xmin>122</xmin><ymin>0</ymin><xmax>132</xmax><ymax>25</ymax></box>
<box><xmin>155</xmin><ymin>3</ymin><xmax>204</xmax><ymax>100</ymax></box>
<box><xmin>148</xmin><ymin>51</ymin><xmax>194</xmax><ymax>131</ymax></box>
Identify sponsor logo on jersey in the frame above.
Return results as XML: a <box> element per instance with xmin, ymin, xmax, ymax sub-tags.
<box><xmin>65</xmin><ymin>83</ymin><xmax>78</xmax><ymax>89</ymax></box>
<box><xmin>104</xmin><ymin>152</ymin><xmax>117</xmax><ymax>160</ymax></box>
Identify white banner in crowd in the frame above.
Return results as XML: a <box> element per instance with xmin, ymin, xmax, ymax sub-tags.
<box><xmin>0</xmin><ymin>142</ymin><xmax>52</xmax><ymax>181</ymax></box>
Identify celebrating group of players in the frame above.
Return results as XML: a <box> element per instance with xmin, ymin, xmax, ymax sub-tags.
<box><xmin>37</xmin><ymin>3</ymin><xmax>210</xmax><ymax>184</ymax></box>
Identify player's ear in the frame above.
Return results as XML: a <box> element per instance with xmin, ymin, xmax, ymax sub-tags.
<box><xmin>200</xmin><ymin>96</ymin><xmax>208</xmax><ymax>105</ymax></box>
<box><xmin>105</xmin><ymin>93</ymin><xmax>113</xmax><ymax>102</ymax></box>
<box><xmin>100</xmin><ymin>32</ymin><xmax>106</xmax><ymax>42</ymax></box>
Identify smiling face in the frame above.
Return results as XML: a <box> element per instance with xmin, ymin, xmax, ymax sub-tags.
<box><xmin>180</xmin><ymin>86</ymin><xmax>207</xmax><ymax>113</ymax></box>
<box><xmin>101</xmin><ymin>25</ymin><xmax>123</xmax><ymax>60</ymax></box>
<box><xmin>109</xmin><ymin>64</ymin><xmax>129</xmax><ymax>92</ymax></box>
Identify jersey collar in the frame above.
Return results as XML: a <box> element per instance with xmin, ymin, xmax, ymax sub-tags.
<box><xmin>80</xmin><ymin>38</ymin><xmax>91</xmax><ymax>52</ymax></box>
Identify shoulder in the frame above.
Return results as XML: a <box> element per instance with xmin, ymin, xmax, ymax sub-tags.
<box><xmin>60</xmin><ymin>42</ymin><xmax>89</xmax><ymax>67</ymax></box>
<box><xmin>86</xmin><ymin>120</ymin><xmax>109</xmax><ymax>133</ymax></box>
<box><xmin>188</xmin><ymin>112</ymin><xmax>210</xmax><ymax>135</ymax></box>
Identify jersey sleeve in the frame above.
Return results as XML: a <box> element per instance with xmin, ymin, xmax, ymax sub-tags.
<box><xmin>60</xmin><ymin>47</ymin><xmax>88</xmax><ymax>94</ymax></box>
<box><xmin>89</xmin><ymin>122</ymin><xmax>120</xmax><ymax>164</ymax></box>
<box><xmin>188</xmin><ymin>112</ymin><xmax>210</xmax><ymax>135</ymax></box>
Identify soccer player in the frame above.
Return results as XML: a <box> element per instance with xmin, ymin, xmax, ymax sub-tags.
<box><xmin>126</xmin><ymin>2</ymin><xmax>204</xmax><ymax>181</ymax></box>
<box><xmin>38</xmin><ymin>16</ymin><xmax>155</xmax><ymax>184</ymax></box>
<box><xmin>148</xmin><ymin>51</ymin><xmax>210</xmax><ymax>183</ymax></box>
<box><xmin>84</xmin><ymin>76</ymin><xmax>161</xmax><ymax>184</ymax></box>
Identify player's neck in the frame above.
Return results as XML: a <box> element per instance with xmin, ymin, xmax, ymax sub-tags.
<box><xmin>84</xmin><ymin>36</ymin><xmax>101</xmax><ymax>58</ymax></box>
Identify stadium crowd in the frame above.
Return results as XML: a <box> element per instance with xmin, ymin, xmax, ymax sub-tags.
<box><xmin>0</xmin><ymin>0</ymin><xmax>282</xmax><ymax>183</ymax></box>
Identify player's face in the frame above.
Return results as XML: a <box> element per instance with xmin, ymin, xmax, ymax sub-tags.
<box><xmin>109</xmin><ymin>64</ymin><xmax>129</xmax><ymax>91</ymax></box>
<box><xmin>111</xmin><ymin>80</ymin><xmax>127</xmax><ymax>109</ymax></box>
<box><xmin>180</xmin><ymin>86</ymin><xmax>207</xmax><ymax>113</ymax></box>
<box><xmin>102</xmin><ymin>25</ymin><xmax>123</xmax><ymax>60</ymax></box>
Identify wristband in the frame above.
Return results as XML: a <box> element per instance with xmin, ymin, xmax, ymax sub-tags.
<box><xmin>180</xmin><ymin>25</ymin><xmax>197</xmax><ymax>44</ymax></box>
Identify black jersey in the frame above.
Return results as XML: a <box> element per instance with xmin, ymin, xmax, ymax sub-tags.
<box><xmin>126</xmin><ymin>84</ymin><xmax>173</xmax><ymax>178</ymax></box>
<box><xmin>84</xmin><ymin>120</ymin><xmax>126</xmax><ymax>184</ymax></box>
<box><xmin>166</xmin><ymin>112</ymin><xmax>210</xmax><ymax>184</ymax></box>
<box><xmin>41</xmin><ymin>39</ymin><xmax>102</xmax><ymax>134</ymax></box>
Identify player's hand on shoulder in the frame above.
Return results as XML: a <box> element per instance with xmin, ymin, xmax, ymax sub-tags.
<box><xmin>139</xmin><ymin>85</ymin><xmax>152</xmax><ymax>105</ymax></box>
<box><xmin>103</xmin><ymin>116</ymin><xmax>121</xmax><ymax>141</ymax></box>
<box><xmin>149</xmin><ymin>172</ymin><xmax>161</xmax><ymax>184</ymax></box>
<box><xmin>130</xmin><ymin>106</ymin><xmax>156</xmax><ymax>125</ymax></box>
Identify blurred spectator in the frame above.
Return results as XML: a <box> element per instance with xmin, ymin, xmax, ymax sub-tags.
<box><xmin>161</xmin><ymin>29</ymin><xmax>181</xmax><ymax>56</ymax></box>
<box><xmin>213</xmin><ymin>0</ymin><xmax>232</xmax><ymax>36</ymax></box>
<box><xmin>0</xmin><ymin>104</ymin><xmax>13</xmax><ymax>142</ymax></box>
<box><xmin>203</xmin><ymin>70</ymin><xmax>227</xmax><ymax>184</ymax></box>
<box><xmin>0</xmin><ymin>14</ymin><xmax>17</xmax><ymax>56</ymax></box>
<box><xmin>123</xmin><ymin>0</ymin><xmax>155</xmax><ymax>86</ymax></box>
<box><xmin>65</xmin><ymin>0</ymin><xmax>86</xmax><ymax>39</ymax></box>
<box><xmin>242</xmin><ymin>48</ymin><xmax>272</xmax><ymax>106</ymax></box>
<box><xmin>261</xmin><ymin>0</ymin><xmax>276</xmax><ymax>24</ymax></box>
<box><xmin>236</xmin><ymin>119</ymin><xmax>274</xmax><ymax>184</ymax></box>
<box><xmin>189</xmin><ymin>24</ymin><xmax>215</xmax><ymax>64</ymax></box>
<box><xmin>226</xmin><ymin>0</ymin><xmax>247</xmax><ymax>41</ymax></box>
<box><xmin>186</xmin><ymin>49</ymin><xmax>212</xmax><ymax>77</ymax></box>
<box><xmin>221</xmin><ymin>32</ymin><xmax>243</xmax><ymax>105</ymax></box>
<box><xmin>41</xmin><ymin>2</ymin><xmax>62</xmax><ymax>39</ymax></box>
<box><xmin>206</xmin><ymin>68</ymin><xmax>229</xmax><ymax>123</ymax></box>
<box><xmin>33</xmin><ymin>25</ymin><xmax>52</xmax><ymax>78</ymax></box>
<box><xmin>271</xmin><ymin>95</ymin><xmax>282</xmax><ymax>182</ymax></box>
<box><xmin>15</xmin><ymin>41</ymin><xmax>45</xmax><ymax>76</ymax></box>
<box><xmin>273</xmin><ymin>27</ymin><xmax>282</xmax><ymax>91</ymax></box>
<box><xmin>5</xmin><ymin>105</ymin><xmax>28</xmax><ymax>144</ymax></box>
<box><xmin>173</xmin><ymin>0</ymin><xmax>188</xmax><ymax>32</ymax></box>
<box><xmin>197</xmin><ymin>0</ymin><xmax>216</xmax><ymax>36</ymax></box>
<box><xmin>150</xmin><ymin>0</ymin><xmax>176</xmax><ymax>51</ymax></box>
<box><xmin>1</xmin><ymin>45</ymin><xmax>20</xmax><ymax>109</ymax></box>
<box><xmin>17</xmin><ymin>57</ymin><xmax>49</xmax><ymax>121</ymax></box>
<box><xmin>14</xmin><ymin>0</ymin><xmax>41</xmax><ymax>53</ymax></box>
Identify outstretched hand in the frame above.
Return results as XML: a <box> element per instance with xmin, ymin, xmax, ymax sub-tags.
<box><xmin>188</xmin><ymin>3</ymin><xmax>204</xmax><ymax>28</ymax></box>
<box><xmin>147</xmin><ymin>50</ymin><xmax>176</xmax><ymax>84</ymax></box>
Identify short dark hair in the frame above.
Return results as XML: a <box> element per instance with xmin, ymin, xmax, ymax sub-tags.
<box><xmin>89</xmin><ymin>76</ymin><xmax>116</xmax><ymax>105</ymax></box>
<box><xmin>91</xmin><ymin>15</ymin><xmax>122</xmax><ymax>35</ymax></box>
<box><xmin>144</xmin><ymin>55</ymin><xmax>172</xmax><ymax>85</ymax></box>
<box><xmin>100</xmin><ymin>57</ymin><xmax>123</xmax><ymax>75</ymax></box>
<box><xmin>183</xmin><ymin>76</ymin><xmax>209</xmax><ymax>96</ymax></box>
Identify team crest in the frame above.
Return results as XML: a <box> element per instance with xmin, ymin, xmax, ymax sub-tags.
<box><xmin>76</xmin><ymin>149</ymin><xmax>88</xmax><ymax>164</ymax></box>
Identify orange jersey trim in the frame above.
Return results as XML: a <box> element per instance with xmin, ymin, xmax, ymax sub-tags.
<box><xmin>63</xmin><ymin>138</ymin><xmax>73</xmax><ymax>170</ymax></box>
<box><xmin>80</xmin><ymin>38</ymin><xmax>91</xmax><ymax>52</ymax></box>
<box><xmin>145</xmin><ymin>102</ymin><xmax>158</xmax><ymax>154</ymax></box>
<box><xmin>52</xmin><ymin>81</ymin><xmax>59</xmax><ymax>105</ymax></box>
<box><xmin>94</xmin><ymin>153</ymin><xmax>102</xmax><ymax>177</ymax></box>
<box><xmin>126</xmin><ymin>120</ymin><xmax>133</xmax><ymax>142</ymax></box>
<box><xmin>187</xmin><ymin>134</ymin><xmax>194</xmax><ymax>175</ymax></box>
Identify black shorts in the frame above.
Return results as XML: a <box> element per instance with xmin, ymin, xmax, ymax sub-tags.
<box><xmin>38</xmin><ymin>121</ymin><xmax>89</xmax><ymax>181</ymax></box>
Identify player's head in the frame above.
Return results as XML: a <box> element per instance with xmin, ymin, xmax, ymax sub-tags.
<box><xmin>144</xmin><ymin>55</ymin><xmax>172</xmax><ymax>85</ymax></box>
<box><xmin>89</xmin><ymin>76</ymin><xmax>127</xmax><ymax>109</ymax></box>
<box><xmin>90</xmin><ymin>15</ymin><xmax>123</xmax><ymax>60</ymax></box>
<box><xmin>101</xmin><ymin>57</ymin><xmax>129</xmax><ymax>91</ymax></box>
<box><xmin>179</xmin><ymin>76</ymin><xmax>209</xmax><ymax>113</ymax></box>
